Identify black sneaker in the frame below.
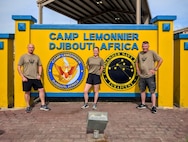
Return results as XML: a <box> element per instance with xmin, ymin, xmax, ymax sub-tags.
<box><xmin>151</xmin><ymin>106</ymin><xmax>157</xmax><ymax>114</ymax></box>
<box><xmin>25</xmin><ymin>107</ymin><xmax>32</xmax><ymax>113</ymax></box>
<box><xmin>40</xmin><ymin>105</ymin><xmax>51</xmax><ymax>111</ymax></box>
<box><xmin>136</xmin><ymin>104</ymin><xmax>146</xmax><ymax>109</ymax></box>
<box><xmin>81</xmin><ymin>103</ymin><xmax>89</xmax><ymax>109</ymax></box>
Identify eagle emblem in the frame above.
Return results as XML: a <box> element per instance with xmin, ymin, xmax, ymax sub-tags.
<box><xmin>54</xmin><ymin>57</ymin><xmax>78</xmax><ymax>83</ymax></box>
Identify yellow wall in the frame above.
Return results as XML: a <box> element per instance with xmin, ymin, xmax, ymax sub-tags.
<box><xmin>154</xmin><ymin>21</ymin><xmax>174</xmax><ymax>108</ymax></box>
<box><xmin>174</xmin><ymin>34</ymin><xmax>188</xmax><ymax>107</ymax></box>
<box><xmin>30</xmin><ymin>29</ymin><xmax>157</xmax><ymax>93</ymax></box>
<box><xmin>11</xmin><ymin>15</ymin><xmax>176</xmax><ymax>108</ymax></box>
<box><xmin>14</xmin><ymin>19</ymin><xmax>35</xmax><ymax>107</ymax></box>
<box><xmin>0</xmin><ymin>34</ymin><xmax>14</xmax><ymax>108</ymax></box>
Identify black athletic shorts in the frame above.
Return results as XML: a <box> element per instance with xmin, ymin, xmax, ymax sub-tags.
<box><xmin>139</xmin><ymin>75</ymin><xmax>156</xmax><ymax>93</ymax></box>
<box><xmin>22</xmin><ymin>79</ymin><xmax>43</xmax><ymax>91</ymax></box>
<box><xmin>86</xmin><ymin>73</ymin><xmax>101</xmax><ymax>85</ymax></box>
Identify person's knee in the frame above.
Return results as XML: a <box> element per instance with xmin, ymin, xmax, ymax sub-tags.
<box><xmin>141</xmin><ymin>91</ymin><xmax>145</xmax><ymax>94</ymax></box>
<box><xmin>150</xmin><ymin>90</ymin><xmax>155</xmax><ymax>94</ymax></box>
<box><xmin>94</xmin><ymin>87</ymin><xmax>99</xmax><ymax>92</ymax></box>
<box><xmin>38</xmin><ymin>88</ymin><xmax>44</xmax><ymax>93</ymax></box>
<box><xmin>25</xmin><ymin>91</ymin><xmax>31</xmax><ymax>95</ymax></box>
<box><xmin>84</xmin><ymin>88</ymin><xmax>89</xmax><ymax>94</ymax></box>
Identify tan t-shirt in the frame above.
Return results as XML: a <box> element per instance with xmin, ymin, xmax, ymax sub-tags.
<box><xmin>136</xmin><ymin>50</ymin><xmax>161</xmax><ymax>78</ymax></box>
<box><xmin>86</xmin><ymin>56</ymin><xmax>104</xmax><ymax>75</ymax></box>
<box><xmin>18</xmin><ymin>54</ymin><xmax>42</xmax><ymax>79</ymax></box>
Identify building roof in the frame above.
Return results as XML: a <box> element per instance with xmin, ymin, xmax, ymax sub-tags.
<box><xmin>174</xmin><ymin>27</ymin><xmax>188</xmax><ymax>34</ymax></box>
<box><xmin>37</xmin><ymin>0</ymin><xmax>151</xmax><ymax>24</ymax></box>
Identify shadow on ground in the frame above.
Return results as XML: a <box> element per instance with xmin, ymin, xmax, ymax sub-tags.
<box><xmin>33</xmin><ymin>97</ymin><xmax>152</xmax><ymax>104</ymax></box>
<box><xmin>0</xmin><ymin>130</ymin><xmax>5</xmax><ymax>135</ymax></box>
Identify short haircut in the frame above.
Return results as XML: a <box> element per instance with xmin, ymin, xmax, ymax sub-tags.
<box><xmin>93</xmin><ymin>46</ymin><xmax>99</xmax><ymax>51</ymax></box>
<box><xmin>142</xmin><ymin>41</ymin><xmax>149</xmax><ymax>44</ymax></box>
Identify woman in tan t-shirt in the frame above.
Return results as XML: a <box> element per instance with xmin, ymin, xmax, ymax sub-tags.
<box><xmin>81</xmin><ymin>47</ymin><xmax>104</xmax><ymax>110</ymax></box>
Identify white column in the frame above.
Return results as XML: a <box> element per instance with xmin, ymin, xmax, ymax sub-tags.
<box><xmin>136</xmin><ymin>0</ymin><xmax>141</xmax><ymax>24</ymax></box>
<box><xmin>38</xmin><ymin>4</ymin><xmax>43</xmax><ymax>24</ymax></box>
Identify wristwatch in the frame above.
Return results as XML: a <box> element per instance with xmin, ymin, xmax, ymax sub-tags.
<box><xmin>154</xmin><ymin>68</ymin><xmax>157</xmax><ymax>71</ymax></box>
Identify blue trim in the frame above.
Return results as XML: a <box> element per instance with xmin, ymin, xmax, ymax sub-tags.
<box><xmin>150</xmin><ymin>15</ymin><xmax>177</xmax><ymax>24</ymax></box>
<box><xmin>0</xmin><ymin>42</ymin><xmax>4</xmax><ymax>50</ymax></box>
<box><xmin>162</xmin><ymin>23</ymin><xmax>170</xmax><ymax>31</ymax></box>
<box><xmin>174</xmin><ymin>34</ymin><xmax>188</xmax><ymax>40</ymax></box>
<box><xmin>31</xmin><ymin>24</ymin><xmax>158</xmax><ymax>30</ymax></box>
<box><xmin>18</xmin><ymin>23</ymin><xmax>26</xmax><ymax>31</ymax></box>
<box><xmin>0</xmin><ymin>34</ymin><xmax>14</xmax><ymax>39</ymax></box>
<box><xmin>31</xmin><ymin>92</ymin><xmax>158</xmax><ymax>97</ymax></box>
<box><xmin>184</xmin><ymin>42</ymin><xmax>188</xmax><ymax>50</ymax></box>
<box><xmin>12</xmin><ymin>15</ymin><xmax>37</xmax><ymax>23</ymax></box>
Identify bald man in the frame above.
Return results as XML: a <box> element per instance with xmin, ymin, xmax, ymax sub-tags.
<box><xmin>17</xmin><ymin>43</ymin><xmax>50</xmax><ymax>113</ymax></box>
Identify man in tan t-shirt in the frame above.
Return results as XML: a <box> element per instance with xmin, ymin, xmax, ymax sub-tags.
<box><xmin>17</xmin><ymin>43</ymin><xmax>50</xmax><ymax>113</ymax></box>
<box><xmin>136</xmin><ymin>41</ymin><xmax>163</xmax><ymax>114</ymax></box>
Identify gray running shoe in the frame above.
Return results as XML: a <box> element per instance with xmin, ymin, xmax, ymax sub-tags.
<box><xmin>136</xmin><ymin>104</ymin><xmax>146</xmax><ymax>109</ymax></box>
<box><xmin>40</xmin><ymin>105</ymin><xmax>50</xmax><ymax>111</ymax></box>
<box><xmin>25</xmin><ymin>107</ymin><xmax>32</xmax><ymax>113</ymax></box>
<box><xmin>92</xmin><ymin>104</ymin><xmax>97</xmax><ymax>110</ymax></box>
<box><xmin>81</xmin><ymin>103</ymin><xmax>89</xmax><ymax>109</ymax></box>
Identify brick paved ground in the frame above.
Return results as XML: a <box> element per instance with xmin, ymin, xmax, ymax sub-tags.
<box><xmin>0</xmin><ymin>102</ymin><xmax>188</xmax><ymax>142</ymax></box>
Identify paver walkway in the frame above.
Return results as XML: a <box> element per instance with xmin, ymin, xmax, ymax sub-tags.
<box><xmin>0</xmin><ymin>102</ymin><xmax>188</xmax><ymax>142</ymax></box>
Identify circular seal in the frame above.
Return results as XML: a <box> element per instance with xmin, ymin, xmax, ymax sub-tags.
<box><xmin>47</xmin><ymin>52</ymin><xmax>85</xmax><ymax>90</ymax></box>
<box><xmin>102</xmin><ymin>52</ymin><xmax>138</xmax><ymax>90</ymax></box>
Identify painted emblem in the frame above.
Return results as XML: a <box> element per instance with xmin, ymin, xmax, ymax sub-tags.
<box><xmin>47</xmin><ymin>52</ymin><xmax>85</xmax><ymax>90</ymax></box>
<box><xmin>102</xmin><ymin>52</ymin><xmax>138</xmax><ymax>90</ymax></box>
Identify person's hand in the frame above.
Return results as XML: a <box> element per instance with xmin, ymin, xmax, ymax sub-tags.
<box><xmin>149</xmin><ymin>69</ymin><xmax>156</xmax><ymax>75</ymax></box>
<box><xmin>137</xmin><ymin>70</ymin><xmax>141</xmax><ymax>76</ymax></box>
<box><xmin>37</xmin><ymin>75</ymin><xmax>41</xmax><ymax>80</ymax></box>
<box><xmin>22</xmin><ymin>76</ymin><xmax>28</xmax><ymax>82</ymax></box>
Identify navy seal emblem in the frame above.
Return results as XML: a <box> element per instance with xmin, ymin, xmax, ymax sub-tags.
<box><xmin>102</xmin><ymin>52</ymin><xmax>138</xmax><ymax>90</ymax></box>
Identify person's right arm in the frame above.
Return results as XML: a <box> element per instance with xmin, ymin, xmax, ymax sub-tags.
<box><xmin>135</xmin><ymin>61</ymin><xmax>141</xmax><ymax>76</ymax></box>
<box><xmin>17</xmin><ymin>65</ymin><xmax>27</xmax><ymax>82</ymax></box>
<box><xmin>86</xmin><ymin>58</ymin><xmax>90</xmax><ymax>70</ymax></box>
<box><xmin>135</xmin><ymin>54</ymin><xmax>141</xmax><ymax>76</ymax></box>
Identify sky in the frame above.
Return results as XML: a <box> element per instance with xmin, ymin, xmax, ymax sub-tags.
<box><xmin>0</xmin><ymin>0</ymin><xmax>188</xmax><ymax>33</ymax></box>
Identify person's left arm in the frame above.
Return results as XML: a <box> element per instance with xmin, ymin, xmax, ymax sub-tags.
<box><xmin>37</xmin><ymin>65</ymin><xmax>42</xmax><ymax>80</ymax></box>
<box><xmin>99</xmin><ymin>66</ymin><xmax>104</xmax><ymax>75</ymax></box>
<box><xmin>150</xmin><ymin>51</ymin><xmax>163</xmax><ymax>74</ymax></box>
<box><xmin>150</xmin><ymin>55</ymin><xmax>163</xmax><ymax>75</ymax></box>
<box><xmin>154</xmin><ymin>58</ymin><xmax>163</xmax><ymax>71</ymax></box>
<box><xmin>99</xmin><ymin>58</ymin><xmax>104</xmax><ymax>75</ymax></box>
<box><xmin>37</xmin><ymin>56</ymin><xmax>43</xmax><ymax>80</ymax></box>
